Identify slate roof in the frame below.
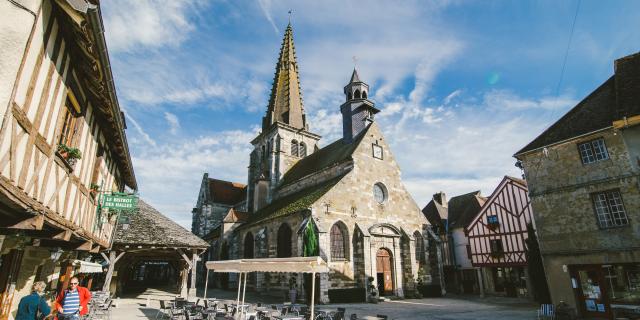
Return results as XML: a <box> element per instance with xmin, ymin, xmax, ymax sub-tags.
<box><xmin>209</xmin><ymin>178</ymin><xmax>247</xmax><ymax>205</ymax></box>
<box><xmin>279</xmin><ymin>127</ymin><xmax>368</xmax><ymax>187</ymax></box>
<box><xmin>242</xmin><ymin>175</ymin><xmax>345</xmax><ymax>228</ymax></box>
<box><xmin>422</xmin><ymin>193</ymin><xmax>448</xmax><ymax>227</ymax></box>
<box><xmin>516</xmin><ymin>51</ymin><xmax>640</xmax><ymax>155</ymax></box>
<box><xmin>114</xmin><ymin>199</ymin><xmax>209</xmax><ymax>248</ymax></box>
<box><xmin>423</xmin><ymin>191</ymin><xmax>486</xmax><ymax>231</ymax></box>
<box><xmin>448</xmin><ymin>191</ymin><xmax>487</xmax><ymax>229</ymax></box>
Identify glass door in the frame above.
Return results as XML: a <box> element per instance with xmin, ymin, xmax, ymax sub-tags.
<box><xmin>571</xmin><ymin>265</ymin><xmax>611</xmax><ymax>318</ymax></box>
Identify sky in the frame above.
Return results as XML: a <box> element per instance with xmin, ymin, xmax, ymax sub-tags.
<box><xmin>101</xmin><ymin>0</ymin><xmax>640</xmax><ymax>228</ymax></box>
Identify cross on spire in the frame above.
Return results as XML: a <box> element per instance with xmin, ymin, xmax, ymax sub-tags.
<box><xmin>288</xmin><ymin>9</ymin><xmax>292</xmax><ymax>24</ymax></box>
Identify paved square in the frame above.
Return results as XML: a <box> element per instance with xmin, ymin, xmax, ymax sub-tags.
<box><xmin>110</xmin><ymin>288</ymin><xmax>537</xmax><ymax>320</ymax></box>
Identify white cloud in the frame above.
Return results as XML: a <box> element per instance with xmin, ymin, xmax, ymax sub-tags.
<box><xmin>131</xmin><ymin>129</ymin><xmax>257</xmax><ymax>227</ymax></box>
<box><xmin>125</xmin><ymin>111</ymin><xmax>156</xmax><ymax>147</ymax></box>
<box><xmin>484</xmin><ymin>90</ymin><xmax>577</xmax><ymax>111</ymax></box>
<box><xmin>164</xmin><ymin>112</ymin><xmax>180</xmax><ymax>135</ymax></box>
<box><xmin>256</xmin><ymin>0</ymin><xmax>280</xmax><ymax>35</ymax></box>
<box><xmin>102</xmin><ymin>0</ymin><xmax>201</xmax><ymax>52</ymax></box>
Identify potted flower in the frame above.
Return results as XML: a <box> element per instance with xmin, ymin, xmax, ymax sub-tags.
<box><xmin>57</xmin><ymin>144</ymin><xmax>82</xmax><ymax>166</ymax></box>
<box><xmin>89</xmin><ymin>183</ymin><xmax>100</xmax><ymax>197</ymax></box>
<box><xmin>289</xmin><ymin>276</ymin><xmax>297</xmax><ymax>303</ymax></box>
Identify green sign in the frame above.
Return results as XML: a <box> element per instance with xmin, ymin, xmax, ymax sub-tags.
<box><xmin>102</xmin><ymin>194</ymin><xmax>138</xmax><ymax>210</ymax></box>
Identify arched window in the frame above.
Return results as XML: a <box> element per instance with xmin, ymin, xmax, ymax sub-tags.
<box><xmin>362</xmin><ymin>91</ymin><xmax>367</xmax><ymax>99</ymax></box>
<box><xmin>244</xmin><ymin>232</ymin><xmax>254</xmax><ymax>258</ymax></box>
<box><xmin>330</xmin><ymin>222</ymin><xmax>348</xmax><ymax>261</ymax></box>
<box><xmin>291</xmin><ymin>140</ymin><xmax>299</xmax><ymax>157</ymax></box>
<box><xmin>256</xmin><ymin>228</ymin><xmax>268</xmax><ymax>258</ymax></box>
<box><xmin>354</xmin><ymin>89</ymin><xmax>361</xmax><ymax>99</ymax></box>
<box><xmin>261</xmin><ymin>145</ymin><xmax>266</xmax><ymax>160</ymax></box>
<box><xmin>266</xmin><ymin>141</ymin><xmax>271</xmax><ymax>158</ymax></box>
<box><xmin>299</xmin><ymin>142</ymin><xmax>307</xmax><ymax>157</ymax></box>
<box><xmin>414</xmin><ymin>231</ymin><xmax>424</xmax><ymax>263</ymax></box>
<box><xmin>277</xmin><ymin>223</ymin><xmax>292</xmax><ymax>258</ymax></box>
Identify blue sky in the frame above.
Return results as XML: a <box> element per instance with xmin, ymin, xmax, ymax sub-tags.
<box><xmin>101</xmin><ymin>0</ymin><xmax>640</xmax><ymax>227</ymax></box>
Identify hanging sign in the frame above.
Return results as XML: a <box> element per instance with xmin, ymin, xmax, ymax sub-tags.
<box><xmin>102</xmin><ymin>193</ymin><xmax>138</xmax><ymax>210</ymax></box>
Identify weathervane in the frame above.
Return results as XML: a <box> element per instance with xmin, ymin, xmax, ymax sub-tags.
<box><xmin>288</xmin><ymin>10</ymin><xmax>292</xmax><ymax>24</ymax></box>
<box><xmin>352</xmin><ymin>55</ymin><xmax>358</xmax><ymax>68</ymax></box>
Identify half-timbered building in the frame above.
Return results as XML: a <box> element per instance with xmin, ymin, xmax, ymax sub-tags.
<box><xmin>466</xmin><ymin>176</ymin><xmax>535</xmax><ymax>298</ymax></box>
<box><xmin>0</xmin><ymin>0</ymin><xmax>136</xmax><ymax>318</ymax></box>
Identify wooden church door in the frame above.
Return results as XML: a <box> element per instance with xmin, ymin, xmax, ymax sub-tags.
<box><xmin>376</xmin><ymin>249</ymin><xmax>393</xmax><ymax>295</ymax></box>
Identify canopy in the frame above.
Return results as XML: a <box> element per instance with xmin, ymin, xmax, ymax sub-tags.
<box><xmin>204</xmin><ymin>256</ymin><xmax>328</xmax><ymax>319</ymax></box>
<box><xmin>205</xmin><ymin>256</ymin><xmax>328</xmax><ymax>273</ymax></box>
<box><xmin>72</xmin><ymin>260</ymin><xmax>103</xmax><ymax>273</ymax></box>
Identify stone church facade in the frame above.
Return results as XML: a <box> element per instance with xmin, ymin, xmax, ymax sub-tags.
<box><xmin>193</xmin><ymin>24</ymin><xmax>433</xmax><ymax>302</ymax></box>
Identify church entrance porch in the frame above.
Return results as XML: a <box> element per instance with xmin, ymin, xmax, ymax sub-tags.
<box><xmin>376</xmin><ymin>248</ymin><xmax>394</xmax><ymax>295</ymax></box>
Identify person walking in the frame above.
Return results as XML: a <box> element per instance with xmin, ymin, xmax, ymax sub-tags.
<box><xmin>54</xmin><ymin>277</ymin><xmax>91</xmax><ymax>320</ymax></box>
<box><xmin>16</xmin><ymin>281</ymin><xmax>51</xmax><ymax>320</ymax></box>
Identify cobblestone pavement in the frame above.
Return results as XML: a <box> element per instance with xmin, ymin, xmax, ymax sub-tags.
<box><xmin>110</xmin><ymin>288</ymin><xmax>537</xmax><ymax>320</ymax></box>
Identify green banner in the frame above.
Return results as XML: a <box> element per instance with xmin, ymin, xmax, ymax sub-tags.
<box><xmin>102</xmin><ymin>194</ymin><xmax>138</xmax><ymax>210</ymax></box>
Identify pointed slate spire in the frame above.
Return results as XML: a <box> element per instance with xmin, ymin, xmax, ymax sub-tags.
<box><xmin>262</xmin><ymin>24</ymin><xmax>307</xmax><ymax>131</ymax></box>
<box><xmin>349</xmin><ymin>68</ymin><xmax>361</xmax><ymax>83</ymax></box>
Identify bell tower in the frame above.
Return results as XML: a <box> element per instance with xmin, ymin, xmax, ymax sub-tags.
<box><xmin>247</xmin><ymin>24</ymin><xmax>321</xmax><ymax>213</ymax></box>
<box><xmin>341</xmin><ymin>69</ymin><xmax>380</xmax><ymax>144</ymax></box>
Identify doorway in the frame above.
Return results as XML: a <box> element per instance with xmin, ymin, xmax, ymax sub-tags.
<box><xmin>376</xmin><ymin>248</ymin><xmax>393</xmax><ymax>295</ymax></box>
<box><xmin>570</xmin><ymin>265</ymin><xmax>611</xmax><ymax>319</ymax></box>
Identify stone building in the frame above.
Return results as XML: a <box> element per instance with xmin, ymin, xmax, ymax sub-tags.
<box><xmin>194</xmin><ymin>24</ymin><xmax>432</xmax><ymax>302</ymax></box>
<box><xmin>422</xmin><ymin>191</ymin><xmax>486</xmax><ymax>295</ymax></box>
<box><xmin>0</xmin><ymin>0</ymin><xmax>136</xmax><ymax>318</ymax></box>
<box><xmin>514</xmin><ymin>52</ymin><xmax>640</xmax><ymax>319</ymax></box>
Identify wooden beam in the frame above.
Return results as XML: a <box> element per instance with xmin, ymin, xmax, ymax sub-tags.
<box><xmin>90</xmin><ymin>245</ymin><xmax>100</xmax><ymax>253</ymax></box>
<box><xmin>6</xmin><ymin>215</ymin><xmax>44</xmax><ymax>230</ymax></box>
<box><xmin>76</xmin><ymin>240</ymin><xmax>92</xmax><ymax>251</ymax></box>
<box><xmin>176</xmin><ymin>248</ymin><xmax>193</xmax><ymax>269</ymax></box>
<box><xmin>52</xmin><ymin>230</ymin><xmax>72</xmax><ymax>241</ymax></box>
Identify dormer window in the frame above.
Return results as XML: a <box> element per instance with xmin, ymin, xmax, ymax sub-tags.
<box><xmin>578</xmin><ymin>138</ymin><xmax>609</xmax><ymax>164</ymax></box>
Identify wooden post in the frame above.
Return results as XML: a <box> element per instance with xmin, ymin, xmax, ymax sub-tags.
<box><xmin>477</xmin><ymin>268</ymin><xmax>485</xmax><ymax>298</ymax></box>
<box><xmin>189</xmin><ymin>251</ymin><xmax>197</xmax><ymax>298</ymax></box>
<box><xmin>180</xmin><ymin>266</ymin><xmax>189</xmax><ymax>298</ymax></box>
<box><xmin>101</xmin><ymin>251</ymin><xmax>125</xmax><ymax>292</ymax></box>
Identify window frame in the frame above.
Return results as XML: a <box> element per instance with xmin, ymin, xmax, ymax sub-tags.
<box><xmin>578</xmin><ymin>138</ymin><xmax>609</xmax><ymax>165</ymax></box>
<box><xmin>330</xmin><ymin>223</ymin><xmax>348</xmax><ymax>261</ymax></box>
<box><xmin>58</xmin><ymin>96</ymin><xmax>82</xmax><ymax>148</ymax></box>
<box><xmin>591</xmin><ymin>189</ymin><xmax>629</xmax><ymax>229</ymax></box>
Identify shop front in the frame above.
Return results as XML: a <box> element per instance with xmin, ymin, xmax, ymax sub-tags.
<box><xmin>570</xmin><ymin>264</ymin><xmax>640</xmax><ymax>319</ymax></box>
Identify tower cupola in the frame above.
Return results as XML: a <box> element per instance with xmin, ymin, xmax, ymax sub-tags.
<box><xmin>340</xmin><ymin>68</ymin><xmax>380</xmax><ymax>144</ymax></box>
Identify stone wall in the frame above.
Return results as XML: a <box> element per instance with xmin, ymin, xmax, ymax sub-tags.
<box><xmin>518</xmin><ymin>126</ymin><xmax>640</xmax><ymax>311</ymax></box>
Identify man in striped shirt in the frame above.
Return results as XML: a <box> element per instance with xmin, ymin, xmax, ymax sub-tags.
<box><xmin>55</xmin><ymin>277</ymin><xmax>91</xmax><ymax>320</ymax></box>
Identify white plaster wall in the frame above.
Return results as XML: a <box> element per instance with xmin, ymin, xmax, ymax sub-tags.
<box><xmin>0</xmin><ymin>0</ymin><xmax>40</xmax><ymax>121</ymax></box>
<box><xmin>451</xmin><ymin>228</ymin><xmax>472</xmax><ymax>268</ymax></box>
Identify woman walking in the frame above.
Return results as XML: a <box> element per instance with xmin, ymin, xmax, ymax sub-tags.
<box><xmin>16</xmin><ymin>281</ymin><xmax>51</xmax><ymax>320</ymax></box>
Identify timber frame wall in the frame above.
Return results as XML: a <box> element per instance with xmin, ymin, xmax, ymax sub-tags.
<box><xmin>466</xmin><ymin>177</ymin><xmax>534</xmax><ymax>267</ymax></box>
<box><xmin>0</xmin><ymin>0</ymin><xmax>136</xmax><ymax>249</ymax></box>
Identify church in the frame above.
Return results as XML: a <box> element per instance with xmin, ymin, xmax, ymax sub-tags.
<box><xmin>192</xmin><ymin>24</ymin><xmax>435</xmax><ymax>302</ymax></box>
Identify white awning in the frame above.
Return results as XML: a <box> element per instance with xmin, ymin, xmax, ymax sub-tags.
<box><xmin>72</xmin><ymin>260</ymin><xmax>103</xmax><ymax>273</ymax></box>
<box><xmin>205</xmin><ymin>256</ymin><xmax>329</xmax><ymax>273</ymax></box>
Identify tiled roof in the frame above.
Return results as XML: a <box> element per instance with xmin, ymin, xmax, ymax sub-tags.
<box><xmin>422</xmin><ymin>194</ymin><xmax>448</xmax><ymax>227</ymax></box>
<box><xmin>279</xmin><ymin>127</ymin><xmax>368</xmax><ymax>187</ymax></box>
<box><xmin>114</xmin><ymin>199</ymin><xmax>209</xmax><ymax>248</ymax></box>
<box><xmin>209</xmin><ymin>178</ymin><xmax>247</xmax><ymax>205</ymax></box>
<box><xmin>223</xmin><ymin>208</ymin><xmax>250</xmax><ymax>223</ymax></box>
<box><xmin>242</xmin><ymin>175</ymin><xmax>344</xmax><ymax>228</ymax></box>
<box><xmin>516</xmin><ymin>51</ymin><xmax>640</xmax><ymax>155</ymax></box>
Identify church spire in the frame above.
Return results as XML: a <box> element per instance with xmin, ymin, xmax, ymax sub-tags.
<box><xmin>262</xmin><ymin>24</ymin><xmax>307</xmax><ymax>131</ymax></box>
